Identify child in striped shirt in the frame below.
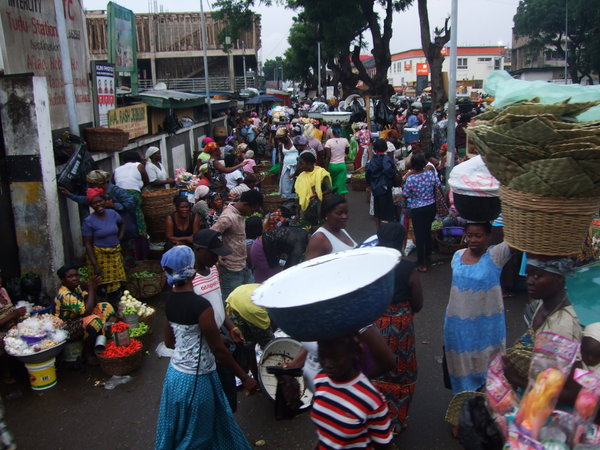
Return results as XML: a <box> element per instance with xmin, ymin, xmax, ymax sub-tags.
<box><xmin>310</xmin><ymin>334</ymin><xmax>394</xmax><ymax>449</ymax></box>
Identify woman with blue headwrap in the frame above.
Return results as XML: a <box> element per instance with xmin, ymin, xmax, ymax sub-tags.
<box><xmin>155</xmin><ymin>246</ymin><xmax>257</xmax><ymax>450</ymax></box>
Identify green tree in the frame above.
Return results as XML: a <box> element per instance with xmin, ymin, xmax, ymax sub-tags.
<box><xmin>263</xmin><ymin>57</ymin><xmax>284</xmax><ymax>81</ymax></box>
<box><xmin>214</xmin><ymin>0</ymin><xmax>413</xmax><ymax>97</ymax></box>
<box><xmin>514</xmin><ymin>0</ymin><xmax>600</xmax><ymax>84</ymax></box>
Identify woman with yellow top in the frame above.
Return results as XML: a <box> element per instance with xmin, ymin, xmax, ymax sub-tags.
<box><xmin>54</xmin><ymin>264</ymin><xmax>115</xmax><ymax>364</ymax></box>
<box><xmin>294</xmin><ymin>151</ymin><xmax>332</xmax><ymax>228</ymax></box>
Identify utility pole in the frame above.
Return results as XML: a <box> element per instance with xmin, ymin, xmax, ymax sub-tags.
<box><xmin>446</xmin><ymin>0</ymin><xmax>458</xmax><ymax>178</ymax></box>
<box><xmin>54</xmin><ymin>0</ymin><xmax>78</xmax><ymax>136</ymax></box>
<box><xmin>199</xmin><ymin>0</ymin><xmax>212</xmax><ymax>131</ymax></box>
<box><xmin>242</xmin><ymin>40</ymin><xmax>248</xmax><ymax>89</ymax></box>
<box><xmin>564</xmin><ymin>0</ymin><xmax>568</xmax><ymax>84</ymax></box>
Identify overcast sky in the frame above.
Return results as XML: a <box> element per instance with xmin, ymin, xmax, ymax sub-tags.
<box><xmin>83</xmin><ymin>0</ymin><xmax>521</xmax><ymax>62</ymax></box>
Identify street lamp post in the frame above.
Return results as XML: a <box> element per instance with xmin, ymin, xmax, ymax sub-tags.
<box><xmin>199</xmin><ymin>0</ymin><xmax>212</xmax><ymax>131</ymax></box>
<box><xmin>242</xmin><ymin>40</ymin><xmax>248</xmax><ymax>89</ymax></box>
<box><xmin>564</xmin><ymin>0</ymin><xmax>568</xmax><ymax>84</ymax></box>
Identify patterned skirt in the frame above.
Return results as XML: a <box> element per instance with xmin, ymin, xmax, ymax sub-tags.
<box><xmin>155</xmin><ymin>366</ymin><xmax>251</xmax><ymax>450</ymax></box>
<box><xmin>125</xmin><ymin>189</ymin><xmax>147</xmax><ymax>237</ymax></box>
<box><xmin>373</xmin><ymin>302</ymin><xmax>417</xmax><ymax>428</ymax></box>
<box><xmin>87</xmin><ymin>245</ymin><xmax>126</xmax><ymax>293</ymax></box>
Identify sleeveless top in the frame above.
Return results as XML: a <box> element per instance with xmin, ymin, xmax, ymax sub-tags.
<box><xmin>314</xmin><ymin>227</ymin><xmax>357</xmax><ymax>253</ymax></box>
<box><xmin>114</xmin><ymin>162</ymin><xmax>144</xmax><ymax>191</ymax></box>
<box><xmin>170</xmin><ymin>213</ymin><xmax>194</xmax><ymax>237</ymax></box>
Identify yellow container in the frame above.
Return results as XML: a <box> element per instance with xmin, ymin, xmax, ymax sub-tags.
<box><xmin>25</xmin><ymin>357</ymin><xmax>57</xmax><ymax>391</ymax></box>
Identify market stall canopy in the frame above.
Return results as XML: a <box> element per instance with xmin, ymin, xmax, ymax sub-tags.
<box><xmin>246</xmin><ymin>94</ymin><xmax>284</xmax><ymax>105</ymax></box>
<box><xmin>138</xmin><ymin>89</ymin><xmax>207</xmax><ymax>109</ymax></box>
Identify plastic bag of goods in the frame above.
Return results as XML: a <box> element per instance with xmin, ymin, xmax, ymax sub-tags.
<box><xmin>448</xmin><ymin>155</ymin><xmax>501</xmax><ymax>222</ymax></box>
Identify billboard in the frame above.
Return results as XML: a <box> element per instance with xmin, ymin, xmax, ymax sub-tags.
<box><xmin>416</xmin><ymin>63</ymin><xmax>430</xmax><ymax>76</ymax></box>
<box><xmin>0</xmin><ymin>0</ymin><xmax>93</xmax><ymax>130</ymax></box>
<box><xmin>107</xmin><ymin>2</ymin><xmax>138</xmax><ymax>94</ymax></box>
<box><xmin>108</xmin><ymin>104</ymin><xmax>148</xmax><ymax>140</ymax></box>
<box><xmin>92</xmin><ymin>63</ymin><xmax>116</xmax><ymax>127</ymax></box>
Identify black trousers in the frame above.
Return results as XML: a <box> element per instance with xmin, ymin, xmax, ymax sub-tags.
<box><xmin>411</xmin><ymin>203</ymin><xmax>436</xmax><ymax>266</ymax></box>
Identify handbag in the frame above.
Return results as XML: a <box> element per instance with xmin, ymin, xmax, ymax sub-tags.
<box><xmin>433</xmin><ymin>173</ymin><xmax>449</xmax><ymax>219</ymax></box>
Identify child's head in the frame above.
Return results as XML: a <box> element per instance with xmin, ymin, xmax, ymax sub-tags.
<box><xmin>317</xmin><ymin>333</ymin><xmax>361</xmax><ymax>382</ymax></box>
<box><xmin>582</xmin><ymin>322</ymin><xmax>600</xmax><ymax>370</ymax></box>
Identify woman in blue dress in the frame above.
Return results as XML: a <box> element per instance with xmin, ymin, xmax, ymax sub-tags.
<box><xmin>155</xmin><ymin>246</ymin><xmax>258</xmax><ymax>449</ymax></box>
<box><xmin>443</xmin><ymin>222</ymin><xmax>512</xmax><ymax>395</ymax></box>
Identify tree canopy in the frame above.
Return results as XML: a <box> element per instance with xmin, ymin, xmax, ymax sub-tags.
<box><xmin>214</xmin><ymin>0</ymin><xmax>413</xmax><ymax>97</ymax></box>
<box><xmin>514</xmin><ymin>0</ymin><xmax>600</xmax><ymax>84</ymax></box>
<box><xmin>263</xmin><ymin>57</ymin><xmax>285</xmax><ymax>81</ymax></box>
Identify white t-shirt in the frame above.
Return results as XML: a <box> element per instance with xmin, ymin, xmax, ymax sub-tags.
<box><xmin>145</xmin><ymin>161</ymin><xmax>167</xmax><ymax>183</ymax></box>
<box><xmin>114</xmin><ymin>162</ymin><xmax>144</xmax><ymax>191</ymax></box>
<box><xmin>225</xmin><ymin>168</ymin><xmax>244</xmax><ymax>190</ymax></box>
<box><xmin>192</xmin><ymin>267</ymin><xmax>225</xmax><ymax>327</ymax></box>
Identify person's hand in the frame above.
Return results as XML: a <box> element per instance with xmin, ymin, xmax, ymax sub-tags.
<box><xmin>242</xmin><ymin>376</ymin><xmax>258</xmax><ymax>395</ymax></box>
<box><xmin>13</xmin><ymin>307</ymin><xmax>27</xmax><ymax>319</ymax></box>
<box><xmin>166</xmin><ymin>178</ymin><xmax>175</xmax><ymax>184</ymax></box>
<box><xmin>87</xmin><ymin>275</ymin><xmax>102</xmax><ymax>290</ymax></box>
<box><xmin>104</xmin><ymin>199</ymin><xmax>115</xmax><ymax>209</ymax></box>
<box><xmin>230</xmin><ymin>326</ymin><xmax>245</xmax><ymax>344</ymax></box>
<box><xmin>58</xmin><ymin>187</ymin><xmax>70</xmax><ymax>196</ymax></box>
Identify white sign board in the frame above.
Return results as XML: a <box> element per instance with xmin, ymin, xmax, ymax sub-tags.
<box><xmin>0</xmin><ymin>0</ymin><xmax>93</xmax><ymax>130</ymax></box>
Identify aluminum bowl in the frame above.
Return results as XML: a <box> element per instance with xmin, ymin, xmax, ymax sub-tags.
<box><xmin>252</xmin><ymin>247</ymin><xmax>401</xmax><ymax>341</ymax></box>
<box><xmin>9</xmin><ymin>341</ymin><xmax>67</xmax><ymax>364</ymax></box>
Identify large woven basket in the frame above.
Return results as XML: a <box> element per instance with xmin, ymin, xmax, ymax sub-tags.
<box><xmin>97</xmin><ymin>345</ymin><xmax>143</xmax><ymax>376</ymax></box>
<box><xmin>500</xmin><ymin>186</ymin><xmax>600</xmax><ymax>255</ymax></box>
<box><xmin>350</xmin><ymin>176</ymin><xmax>368</xmax><ymax>191</ymax></box>
<box><xmin>263</xmin><ymin>194</ymin><xmax>288</xmax><ymax>213</ymax></box>
<box><xmin>126</xmin><ymin>260</ymin><xmax>165</xmax><ymax>299</ymax></box>
<box><xmin>141</xmin><ymin>188</ymin><xmax>178</xmax><ymax>241</ymax></box>
<box><xmin>84</xmin><ymin>127</ymin><xmax>129</xmax><ymax>152</ymax></box>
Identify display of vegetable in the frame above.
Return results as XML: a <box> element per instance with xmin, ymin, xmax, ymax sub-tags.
<box><xmin>128</xmin><ymin>323</ymin><xmax>149</xmax><ymax>338</ymax></box>
<box><xmin>130</xmin><ymin>271</ymin><xmax>156</xmax><ymax>279</ymax></box>
<box><xmin>119</xmin><ymin>290</ymin><xmax>155</xmax><ymax>318</ymax></box>
<box><xmin>123</xmin><ymin>306</ymin><xmax>138</xmax><ymax>315</ymax></box>
<box><xmin>352</xmin><ymin>172</ymin><xmax>366</xmax><ymax>179</ymax></box>
<box><xmin>111</xmin><ymin>321</ymin><xmax>130</xmax><ymax>334</ymax></box>
<box><xmin>100</xmin><ymin>339</ymin><xmax>142</xmax><ymax>358</ymax></box>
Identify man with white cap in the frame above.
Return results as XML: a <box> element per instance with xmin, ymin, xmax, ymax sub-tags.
<box><xmin>145</xmin><ymin>146</ymin><xmax>174</xmax><ymax>189</ymax></box>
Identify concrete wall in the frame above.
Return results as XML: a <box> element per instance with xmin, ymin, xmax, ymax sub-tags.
<box><xmin>0</xmin><ymin>75</ymin><xmax>65</xmax><ymax>294</ymax></box>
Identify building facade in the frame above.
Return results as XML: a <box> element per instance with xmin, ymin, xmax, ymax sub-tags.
<box><xmin>86</xmin><ymin>10</ymin><xmax>261</xmax><ymax>91</ymax></box>
<box><xmin>386</xmin><ymin>46</ymin><xmax>507</xmax><ymax>93</ymax></box>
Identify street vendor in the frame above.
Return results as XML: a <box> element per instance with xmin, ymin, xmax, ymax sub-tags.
<box><xmin>294</xmin><ymin>151</ymin><xmax>332</xmax><ymax>228</ymax></box>
<box><xmin>54</xmin><ymin>264</ymin><xmax>116</xmax><ymax>365</ymax></box>
<box><xmin>502</xmin><ymin>256</ymin><xmax>583</xmax><ymax>403</ymax></box>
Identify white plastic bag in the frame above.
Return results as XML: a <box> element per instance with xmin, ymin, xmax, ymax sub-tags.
<box><xmin>448</xmin><ymin>155</ymin><xmax>500</xmax><ymax>197</ymax></box>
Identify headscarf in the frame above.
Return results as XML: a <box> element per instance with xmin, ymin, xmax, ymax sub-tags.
<box><xmin>303</xmin><ymin>123</ymin><xmax>315</xmax><ymax>139</ymax></box>
<box><xmin>145</xmin><ymin>146</ymin><xmax>160</xmax><ymax>159</ymax></box>
<box><xmin>204</xmin><ymin>142</ymin><xmax>218</xmax><ymax>154</ymax></box>
<box><xmin>299</xmin><ymin>148</ymin><xmax>317</xmax><ymax>159</ymax></box>
<box><xmin>275</xmin><ymin>127</ymin><xmax>287</xmax><ymax>138</ymax></box>
<box><xmin>86</xmin><ymin>170</ymin><xmax>110</xmax><ymax>185</ymax></box>
<box><xmin>244</xmin><ymin>149</ymin><xmax>255</xmax><ymax>159</ymax></box>
<box><xmin>86</xmin><ymin>187</ymin><xmax>105</xmax><ymax>203</ymax></box>
<box><xmin>293</xmin><ymin>135</ymin><xmax>309</xmax><ymax>147</ymax></box>
<box><xmin>161</xmin><ymin>246</ymin><xmax>197</xmax><ymax>286</ymax></box>
<box><xmin>225</xmin><ymin>136</ymin><xmax>235</xmax><ymax>146</ymax></box>
<box><xmin>526</xmin><ymin>257</ymin><xmax>574</xmax><ymax>276</ymax></box>
<box><xmin>202</xmin><ymin>137</ymin><xmax>215</xmax><ymax>146</ymax></box>
<box><xmin>236</xmin><ymin>143</ymin><xmax>248</xmax><ymax>155</ymax></box>
<box><xmin>583</xmin><ymin>322</ymin><xmax>600</xmax><ymax>343</ymax></box>
<box><xmin>194</xmin><ymin>185</ymin><xmax>210</xmax><ymax>201</ymax></box>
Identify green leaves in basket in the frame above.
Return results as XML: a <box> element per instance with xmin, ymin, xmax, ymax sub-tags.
<box><xmin>506</xmin><ymin>117</ymin><xmax>563</xmax><ymax>145</ymax></box>
<box><xmin>480</xmin><ymin>150</ymin><xmax>526</xmax><ymax>185</ymax></box>
<box><xmin>508</xmin><ymin>172</ymin><xmax>556</xmax><ymax>196</ymax></box>
<box><xmin>580</xmin><ymin>160</ymin><xmax>600</xmax><ymax>183</ymax></box>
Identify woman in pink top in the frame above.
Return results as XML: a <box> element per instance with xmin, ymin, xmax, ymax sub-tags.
<box><xmin>324</xmin><ymin>126</ymin><xmax>349</xmax><ymax>195</ymax></box>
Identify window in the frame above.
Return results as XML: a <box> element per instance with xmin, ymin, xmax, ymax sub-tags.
<box><xmin>494</xmin><ymin>58</ymin><xmax>501</xmax><ymax>70</ymax></box>
<box><xmin>457</xmin><ymin>58</ymin><xmax>468</xmax><ymax>69</ymax></box>
<box><xmin>477</xmin><ymin>57</ymin><xmax>491</xmax><ymax>62</ymax></box>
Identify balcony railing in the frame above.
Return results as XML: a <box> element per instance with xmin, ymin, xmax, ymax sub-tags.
<box><xmin>138</xmin><ymin>76</ymin><xmax>261</xmax><ymax>92</ymax></box>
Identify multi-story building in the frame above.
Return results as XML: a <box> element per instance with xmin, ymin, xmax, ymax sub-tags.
<box><xmin>85</xmin><ymin>10</ymin><xmax>261</xmax><ymax>91</ymax></box>
<box><xmin>385</xmin><ymin>46</ymin><xmax>506</xmax><ymax>93</ymax></box>
<box><xmin>511</xmin><ymin>34</ymin><xmax>569</xmax><ymax>83</ymax></box>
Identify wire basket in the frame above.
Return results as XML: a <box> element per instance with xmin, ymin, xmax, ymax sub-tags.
<box><xmin>500</xmin><ymin>186</ymin><xmax>600</xmax><ymax>255</ymax></box>
<box><xmin>97</xmin><ymin>344</ymin><xmax>143</xmax><ymax>376</ymax></box>
<box><xmin>141</xmin><ymin>188</ymin><xmax>178</xmax><ymax>241</ymax></box>
<box><xmin>84</xmin><ymin>127</ymin><xmax>129</xmax><ymax>153</ymax></box>
<box><xmin>126</xmin><ymin>260</ymin><xmax>165</xmax><ymax>299</ymax></box>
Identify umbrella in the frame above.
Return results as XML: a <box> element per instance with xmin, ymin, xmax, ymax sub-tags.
<box><xmin>566</xmin><ymin>262</ymin><xmax>600</xmax><ymax>326</ymax></box>
<box><xmin>246</xmin><ymin>95</ymin><xmax>283</xmax><ymax>105</ymax></box>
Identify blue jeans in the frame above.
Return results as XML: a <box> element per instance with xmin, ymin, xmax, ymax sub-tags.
<box><xmin>218</xmin><ymin>266</ymin><xmax>254</xmax><ymax>300</ymax></box>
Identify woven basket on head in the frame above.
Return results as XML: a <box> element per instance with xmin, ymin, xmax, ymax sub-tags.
<box><xmin>499</xmin><ymin>186</ymin><xmax>600</xmax><ymax>255</ymax></box>
<box><xmin>141</xmin><ymin>188</ymin><xmax>178</xmax><ymax>240</ymax></box>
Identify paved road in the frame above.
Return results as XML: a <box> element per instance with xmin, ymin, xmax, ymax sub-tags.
<box><xmin>1</xmin><ymin>190</ymin><xmax>529</xmax><ymax>449</ymax></box>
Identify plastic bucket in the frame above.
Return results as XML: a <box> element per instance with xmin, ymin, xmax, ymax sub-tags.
<box><xmin>123</xmin><ymin>313</ymin><xmax>139</xmax><ymax>328</ymax></box>
<box><xmin>62</xmin><ymin>341</ymin><xmax>83</xmax><ymax>362</ymax></box>
<box><xmin>25</xmin><ymin>357</ymin><xmax>57</xmax><ymax>391</ymax></box>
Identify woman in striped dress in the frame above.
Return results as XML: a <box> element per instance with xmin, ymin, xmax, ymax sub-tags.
<box><xmin>444</xmin><ymin>222</ymin><xmax>512</xmax><ymax>394</ymax></box>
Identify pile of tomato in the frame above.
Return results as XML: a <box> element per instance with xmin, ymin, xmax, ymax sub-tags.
<box><xmin>111</xmin><ymin>322</ymin><xmax>130</xmax><ymax>334</ymax></box>
<box><xmin>101</xmin><ymin>339</ymin><xmax>142</xmax><ymax>358</ymax></box>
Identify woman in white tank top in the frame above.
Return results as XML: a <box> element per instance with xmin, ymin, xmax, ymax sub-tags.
<box><xmin>305</xmin><ymin>194</ymin><xmax>357</xmax><ymax>259</ymax></box>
